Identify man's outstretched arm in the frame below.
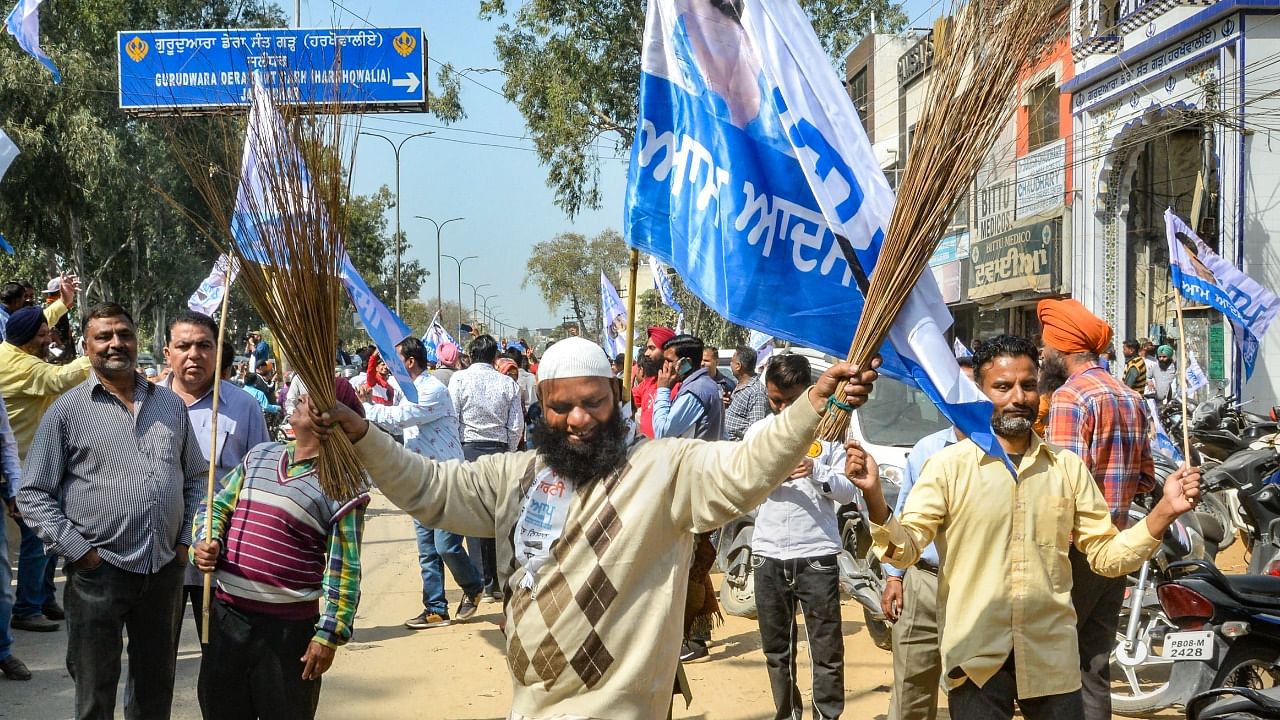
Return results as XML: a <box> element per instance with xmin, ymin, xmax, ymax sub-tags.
<box><xmin>312</xmin><ymin>403</ymin><xmax>512</xmax><ymax>539</ymax></box>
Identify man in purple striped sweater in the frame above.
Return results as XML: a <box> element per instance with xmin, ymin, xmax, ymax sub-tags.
<box><xmin>192</xmin><ymin>384</ymin><xmax>367</xmax><ymax>719</ymax></box>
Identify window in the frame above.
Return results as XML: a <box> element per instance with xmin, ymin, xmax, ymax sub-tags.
<box><xmin>1026</xmin><ymin>79</ymin><xmax>1060</xmax><ymax>151</ymax></box>
<box><xmin>849</xmin><ymin>68</ymin><xmax>869</xmax><ymax>132</ymax></box>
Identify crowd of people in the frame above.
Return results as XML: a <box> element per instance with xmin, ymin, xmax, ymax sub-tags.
<box><xmin>0</xmin><ymin>279</ymin><xmax>1204</xmax><ymax>720</ymax></box>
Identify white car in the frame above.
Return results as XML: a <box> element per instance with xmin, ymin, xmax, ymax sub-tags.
<box><xmin>775</xmin><ymin>346</ymin><xmax>950</xmax><ymax>485</ymax></box>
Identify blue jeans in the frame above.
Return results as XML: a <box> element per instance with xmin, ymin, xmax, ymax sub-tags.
<box><xmin>415</xmin><ymin>521</ymin><xmax>484</xmax><ymax>616</ymax></box>
<box><xmin>15</xmin><ymin>518</ymin><xmax>55</xmax><ymax>618</ymax></box>
<box><xmin>0</xmin><ymin>510</ymin><xmax>14</xmax><ymax>661</ymax></box>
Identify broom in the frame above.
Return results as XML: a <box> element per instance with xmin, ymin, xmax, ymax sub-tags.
<box><xmin>164</xmin><ymin>77</ymin><xmax>367</xmax><ymax>501</ymax></box>
<box><xmin>816</xmin><ymin>0</ymin><xmax>1062</xmax><ymax>441</ymax></box>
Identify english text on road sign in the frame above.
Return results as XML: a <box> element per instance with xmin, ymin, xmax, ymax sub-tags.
<box><xmin>117</xmin><ymin>27</ymin><xmax>428</xmax><ymax>113</ymax></box>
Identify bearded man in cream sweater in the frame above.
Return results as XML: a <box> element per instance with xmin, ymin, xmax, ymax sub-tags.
<box><xmin>312</xmin><ymin>337</ymin><xmax>878</xmax><ymax>720</ymax></box>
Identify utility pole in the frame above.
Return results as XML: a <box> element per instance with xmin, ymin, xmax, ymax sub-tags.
<box><xmin>358</xmin><ymin>130</ymin><xmax>433</xmax><ymax>315</ymax></box>
<box><xmin>415</xmin><ymin>215</ymin><xmax>464</xmax><ymax>320</ymax></box>
<box><xmin>462</xmin><ymin>281</ymin><xmax>489</xmax><ymax>329</ymax></box>
<box><xmin>442</xmin><ymin>254</ymin><xmax>476</xmax><ymax>332</ymax></box>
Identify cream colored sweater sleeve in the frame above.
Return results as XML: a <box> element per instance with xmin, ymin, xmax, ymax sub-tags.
<box><xmin>353</xmin><ymin>424</ymin><xmax>524</xmax><ymax>538</ymax></box>
<box><xmin>668</xmin><ymin>395</ymin><xmax>824</xmax><ymax>533</ymax></box>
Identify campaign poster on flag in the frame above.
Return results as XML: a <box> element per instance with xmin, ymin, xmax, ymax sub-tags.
<box><xmin>624</xmin><ymin>0</ymin><xmax>1002</xmax><ymax>464</ymax></box>
<box><xmin>601</xmin><ymin>271</ymin><xmax>629</xmax><ymax>360</ymax></box>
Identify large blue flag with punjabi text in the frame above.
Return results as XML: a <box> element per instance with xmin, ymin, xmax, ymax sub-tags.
<box><xmin>625</xmin><ymin>0</ymin><xmax>1002</xmax><ymax>461</ymax></box>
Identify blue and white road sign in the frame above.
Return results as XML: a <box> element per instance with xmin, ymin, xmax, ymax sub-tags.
<box><xmin>118</xmin><ymin>27</ymin><xmax>427</xmax><ymax>112</ymax></box>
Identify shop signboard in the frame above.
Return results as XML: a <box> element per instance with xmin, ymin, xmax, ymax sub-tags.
<box><xmin>929</xmin><ymin>230</ymin><xmax>970</xmax><ymax>266</ymax></box>
<box><xmin>976</xmin><ymin>176</ymin><xmax>1016</xmax><ymax>242</ymax></box>
<box><xmin>1016</xmin><ymin>139</ymin><xmax>1065</xmax><ymax>220</ymax></box>
<box><xmin>968</xmin><ymin>215</ymin><xmax>1061</xmax><ymax>299</ymax></box>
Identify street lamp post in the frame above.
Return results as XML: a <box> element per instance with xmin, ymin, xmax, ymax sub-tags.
<box><xmin>462</xmin><ymin>282</ymin><xmax>489</xmax><ymax>329</ymax></box>
<box><xmin>358</xmin><ymin>130</ymin><xmax>433</xmax><ymax>316</ymax></box>
<box><xmin>442</xmin><ymin>254</ymin><xmax>477</xmax><ymax>332</ymax></box>
<box><xmin>414</xmin><ymin>215</ymin><xmax>464</xmax><ymax>320</ymax></box>
<box><xmin>479</xmin><ymin>294</ymin><xmax>495</xmax><ymax>334</ymax></box>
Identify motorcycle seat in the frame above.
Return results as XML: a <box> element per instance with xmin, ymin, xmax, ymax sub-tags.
<box><xmin>1224</xmin><ymin>574</ymin><xmax>1280</xmax><ymax>609</ymax></box>
<box><xmin>1189</xmin><ymin>686</ymin><xmax>1280</xmax><ymax>719</ymax></box>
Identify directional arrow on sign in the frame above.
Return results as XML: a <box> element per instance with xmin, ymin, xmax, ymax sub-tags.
<box><xmin>392</xmin><ymin>72</ymin><xmax>420</xmax><ymax>94</ymax></box>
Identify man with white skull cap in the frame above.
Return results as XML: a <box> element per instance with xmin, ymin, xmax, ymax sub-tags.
<box><xmin>313</xmin><ymin>336</ymin><xmax>879</xmax><ymax>720</ymax></box>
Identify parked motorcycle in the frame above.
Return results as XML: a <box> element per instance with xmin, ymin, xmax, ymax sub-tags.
<box><xmin>1110</xmin><ymin>465</ymin><xmax>1226</xmax><ymax>716</ymax></box>
<box><xmin>837</xmin><ymin>476</ymin><xmax>901</xmax><ymax>651</ymax></box>
<box><xmin>1187</xmin><ymin>686</ymin><xmax>1280</xmax><ymax>719</ymax></box>
<box><xmin>1202</xmin><ymin>447</ymin><xmax>1280</xmax><ymax>574</ymax></box>
<box><xmin>1153</xmin><ymin>560</ymin><xmax>1280</xmax><ymax>709</ymax></box>
<box><xmin>717</xmin><ymin>512</ymin><xmax>757</xmax><ymax>619</ymax></box>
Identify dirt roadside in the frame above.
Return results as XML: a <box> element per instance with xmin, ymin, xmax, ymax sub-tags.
<box><xmin>6</xmin><ymin>490</ymin><xmax>1235</xmax><ymax>718</ymax></box>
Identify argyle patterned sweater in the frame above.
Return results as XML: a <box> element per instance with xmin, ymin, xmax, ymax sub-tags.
<box><xmin>355</xmin><ymin>397</ymin><xmax>824</xmax><ymax>719</ymax></box>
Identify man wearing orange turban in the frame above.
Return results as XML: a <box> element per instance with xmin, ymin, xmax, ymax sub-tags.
<box><xmin>1036</xmin><ymin>298</ymin><xmax>1157</xmax><ymax>720</ymax></box>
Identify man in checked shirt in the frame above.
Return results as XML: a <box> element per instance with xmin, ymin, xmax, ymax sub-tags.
<box><xmin>1038</xmin><ymin>298</ymin><xmax>1155</xmax><ymax>720</ymax></box>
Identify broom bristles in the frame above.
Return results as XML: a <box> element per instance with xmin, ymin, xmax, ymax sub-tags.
<box><xmin>160</xmin><ymin>70</ymin><xmax>370</xmax><ymax>501</ymax></box>
<box><xmin>817</xmin><ymin>0</ymin><xmax>1061</xmax><ymax>441</ymax></box>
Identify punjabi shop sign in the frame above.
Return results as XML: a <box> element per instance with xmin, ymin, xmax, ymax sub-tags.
<box><xmin>968</xmin><ymin>215</ymin><xmax>1061</xmax><ymax>299</ymax></box>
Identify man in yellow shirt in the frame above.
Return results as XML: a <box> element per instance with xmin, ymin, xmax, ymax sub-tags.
<box><xmin>0</xmin><ymin>305</ymin><xmax>91</xmax><ymax>630</ymax></box>
<box><xmin>846</xmin><ymin>335</ymin><xmax>1201</xmax><ymax>720</ymax></box>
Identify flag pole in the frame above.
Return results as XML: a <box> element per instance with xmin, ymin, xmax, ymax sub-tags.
<box><xmin>1171</xmin><ymin>258</ymin><xmax>1192</xmax><ymax>463</ymax></box>
<box><xmin>621</xmin><ymin>250</ymin><xmax>640</xmax><ymax>404</ymax></box>
<box><xmin>200</xmin><ymin>276</ymin><xmax>233</xmax><ymax>644</ymax></box>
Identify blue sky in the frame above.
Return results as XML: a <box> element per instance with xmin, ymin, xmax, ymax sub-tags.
<box><xmin>300</xmin><ymin>0</ymin><xmax>942</xmax><ymax>333</ymax></box>
<box><xmin>298</xmin><ymin>1</ymin><xmax>627</xmax><ymax>334</ymax></box>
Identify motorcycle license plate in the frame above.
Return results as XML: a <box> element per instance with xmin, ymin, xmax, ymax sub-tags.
<box><xmin>1161</xmin><ymin>631</ymin><xmax>1214</xmax><ymax>660</ymax></box>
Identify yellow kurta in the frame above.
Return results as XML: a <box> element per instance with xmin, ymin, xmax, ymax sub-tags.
<box><xmin>871</xmin><ymin>434</ymin><xmax>1161</xmax><ymax>699</ymax></box>
<box><xmin>0</xmin><ymin>340</ymin><xmax>91</xmax><ymax>458</ymax></box>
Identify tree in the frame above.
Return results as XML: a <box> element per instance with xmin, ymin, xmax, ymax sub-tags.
<box><xmin>524</xmin><ymin>228</ymin><xmax>629</xmax><ymax>339</ymax></box>
<box><xmin>479</xmin><ymin>0</ymin><xmax>907</xmax><ymax>217</ymax></box>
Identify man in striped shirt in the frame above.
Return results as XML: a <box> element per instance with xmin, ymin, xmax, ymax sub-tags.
<box><xmin>18</xmin><ymin>303</ymin><xmax>206</xmax><ymax>719</ymax></box>
<box><xmin>192</xmin><ymin>387</ymin><xmax>367</xmax><ymax>719</ymax></box>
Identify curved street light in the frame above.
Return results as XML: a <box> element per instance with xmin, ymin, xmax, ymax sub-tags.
<box><xmin>414</xmin><ymin>215</ymin><xmax>464</xmax><ymax>319</ymax></box>
<box><xmin>358</xmin><ymin>130</ymin><xmax>433</xmax><ymax>315</ymax></box>
<box><xmin>442</xmin><ymin>254</ymin><xmax>477</xmax><ymax>332</ymax></box>
<box><xmin>461</xmin><ymin>281</ymin><xmax>489</xmax><ymax>327</ymax></box>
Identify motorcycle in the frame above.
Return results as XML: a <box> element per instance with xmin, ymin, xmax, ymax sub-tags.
<box><xmin>1110</xmin><ymin>463</ymin><xmax>1227</xmax><ymax>716</ymax></box>
<box><xmin>1201</xmin><ymin>447</ymin><xmax>1280</xmax><ymax>574</ymax></box>
<box><xmin>836</xmin><ymin>476</ymin><xmax>901</xmax><ymax>652</ymax></box>
<box><xmin>1151</xmin><ymin>559</ymin><xmax>1280</xmax><ymax>709</ymax></box>
<box><xmin>717</xmin><ymin>512</ymin><xmax>757</xmax><ymax>619</ymax></box>
<box><xmin>1187</xmin><ymin>686</ymin><xmax>1280</xmax><ymax>719</ymax></box>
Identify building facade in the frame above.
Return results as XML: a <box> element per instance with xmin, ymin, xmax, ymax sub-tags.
<box><xmin>1067</xmin><ymin>0</ymin><xmax>1280</xmax><ymax>403</ymax></box>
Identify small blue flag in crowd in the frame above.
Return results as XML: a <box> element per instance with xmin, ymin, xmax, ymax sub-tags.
<box><xmin>1185</xmin><ymin>350</ymin><xmax>1209</xmax><ymax>395</ymax></box>
<box><xmin>624</xmin><ymin>0</ymin><xmax>1002</xmax><ymax>464</ymax></box>
<box><xmin>5</xmin><ymin>0</ymin><xmax>59</xmax><ymax>83</ymax></box>
<box><xmin>422</xmin><ymin>313</ymin><xmax>459</xmax><ymax>361</ymax></box>
<box><xmin>187</xmin><ymin>254</ymin><xmax>238</xmax><ymax>316</ymax></box>
<box><xmin>1166</xmin><ymin>209</ymin><xmax>1280</xmax><ymax>379</ymax></box>
<box><xmin>1147</xmin><ymin>398</ymin><xmax>1184</xmax><ymax>464</ymax></box>
<box><xmin>0</xmin><ymin>128</ymin><xmax>17</xmax><ymax>254</ymax></box>
<box><xmin>952</xmin><ymin>338</ymin><xmax>972</xmax><ymax>358</ymax></box>
<box><xmin>650</xmin><ymin>255</ymin><xmax>685</xmax><ymax>333</ymax></box>
<box><xmin>229</xmin><ymin>79</ymin><xmax>418</xmax><ymax>402</ymax></box>
<box><xmin>600</xmin><ymin>271</ymin><xmax>629</xmax><ymax>361</ymax></box>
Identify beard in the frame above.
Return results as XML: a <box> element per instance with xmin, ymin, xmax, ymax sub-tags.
<box><xmin>639</xmin><ymin>354</ymin><xmax>663</xmax><ymax>378</ymax></box>
<box><xmin>1039</xmin><ymin>354</ymin><xmax>1069</xmax><ymax>395</ymax></box>
<box><xmin>530</xmin><ymin>408</ymin><xmax>630</xmax><ymax>487</ymax></box>
<box><xmin>992</xmin><ymin>406</ymin><xmax>1035</xmax><ymax>439</ymax></box>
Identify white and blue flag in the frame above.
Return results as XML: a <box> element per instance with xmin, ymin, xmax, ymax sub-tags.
<box><xmin>422</xmin><ymin>312</ymin><xmax>459</xmax><ymax>361</ymax></box>
<box><xmin>1166</xmin><ymin>209</ymin><xmax>1280</xmax><ymax>379</ymax></box>
<box><xmin>187</xmin><ymin>254</ymin><xmax>238</xmax><ymax>316</ymax></box>
<box><xmin>601</xmin><ymin>271</ymin><xmax>629</xmax><ymax>361</ymax></box>
<box><xmin>0</xmin><ymin>128</ymin><xmax>18</xmax><ymax>254</ymax></box>
<box><xmin>650</xmin><ymin>255</ymin><xmax>685</xmax><ymax>333</ymax></box>
<box><xmin>5</xmin><ymin>0</ymin><xmax>59</xmax><ymax>83</ymax></box>
<box><xmin>625</xmin><ymin>0</ymin><xmax>1001</xmax><ymax>461</ymax></box>
<box><xmin>1185</xmin><ymin>350</ymin><xmax>1209</xmax><ymax>395</ymax></box>
<box><xmin>232</xmin><ymin>80</ymin><xmax>418</xmax><ymax>402</ymax></box>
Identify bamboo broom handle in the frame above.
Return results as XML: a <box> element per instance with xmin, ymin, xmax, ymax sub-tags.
<box><xmin>201</xmin><ymin>276</ymin><xmax>234</xmax><ymax>644</ymax></box>
<box><xmin>621</xmin><ymin>250</ymin><xmax>640</xmax><ymax>404</ymax></box>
